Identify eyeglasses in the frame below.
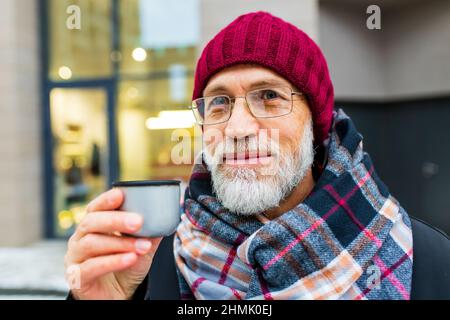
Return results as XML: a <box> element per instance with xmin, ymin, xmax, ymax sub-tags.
<box><xmin>189</xmin><ymin>86</ymin><xmax>304</xmax><ymax>125</ymax></box>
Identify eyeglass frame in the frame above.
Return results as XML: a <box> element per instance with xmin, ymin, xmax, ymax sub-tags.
<box><xmin>188</xmin><ymin>86</ymin><xmax>304</xmax><ymax>125</ymax></box>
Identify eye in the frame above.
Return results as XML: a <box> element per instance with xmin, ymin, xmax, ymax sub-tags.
<box><xmin>210</xmin><ymin>96</ymin><xmax>228</xmax><ymax>106</ymax></box>
<box><xmin>206</xmin><ymin>96</ymin><xmax>229</xmax><ymax>118</ymax></box>
<box><xmin>261</xmin><ymin>90</ymin><xmax>280</xmax><ymax>100</ymax></box>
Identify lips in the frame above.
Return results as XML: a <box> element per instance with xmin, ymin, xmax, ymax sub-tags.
<box><xmin>223</xmin><ymin>150</ymin><xmax>272</xmax><ymax>160</ymax></box>
<box><xmin>222</xmin><ymin>151</ymin><xmax>273</xmax><ymax>165</ymax></box>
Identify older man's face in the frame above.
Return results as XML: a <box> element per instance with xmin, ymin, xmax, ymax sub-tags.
<box><xmin>202</xmin><ymin>64</ymin><xmax>314</xmax><ymax>215</ymax></box>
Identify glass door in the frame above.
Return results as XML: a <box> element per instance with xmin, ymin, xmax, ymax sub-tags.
<box><xmin>49</xmin><ymin>87</ymin><xmax>111</xmax><ymax>237</ymax></box>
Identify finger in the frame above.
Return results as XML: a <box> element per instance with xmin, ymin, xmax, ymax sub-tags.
<box><xmin>147</xmin><ymin>237</ymin><xmax>163</xmax><ymax>256</ymax></box>
<box><xmin>77</xmin><ymin>252</ymin><xmax>138</xmax><ymax>286</ymax></box>
<box><xmin>86</xmin><ymin>188</ymin><xmax>124</xmax><ymax>213</ymax></box>
<box><xmin>75</xmin><ymin>211</ymin><xmax>143</xmax><ymax>240</ymax></box>
<box><xmin>72</xmin><ymin>234</ymin><xmax>153</xmax><ymax>262</ymax></box>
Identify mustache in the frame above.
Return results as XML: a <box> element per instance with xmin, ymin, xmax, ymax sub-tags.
<box><xmin>208</xmin><ymin>136</ymin><xmax>280</xmax><ymax>161</ymax></box>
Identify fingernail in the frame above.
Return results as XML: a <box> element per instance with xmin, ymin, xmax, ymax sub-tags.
<box><xmin>122</xmin><ymin>253</ymin><xmax>136</xmax><ymax>264</ymax></box>
<box><xmin>125</xmin><ymin>214</ymin><xmax>142</xmax><ymax>231</ymax></box>
<box><xmin>135</xmin><ymin>239</ymin><xmax>152</xmax><ymax>253</ymax></box>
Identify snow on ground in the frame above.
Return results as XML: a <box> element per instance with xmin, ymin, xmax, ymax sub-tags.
<box><xmin>0</xmin><ymin>241</ymin><xmax>68</xmax><ymax>300</ymax></box>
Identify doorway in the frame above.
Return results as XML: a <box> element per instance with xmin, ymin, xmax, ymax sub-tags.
<box><xmin>46</xmin><ymin>85</ymin><xmax>117</xmax><ymax>237</ymax></box>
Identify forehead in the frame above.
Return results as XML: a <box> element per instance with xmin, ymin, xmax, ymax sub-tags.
<box><xmin>204</xmin><ymin>64</ymin><xmax>292</xmax><ymax>94</ymax></box>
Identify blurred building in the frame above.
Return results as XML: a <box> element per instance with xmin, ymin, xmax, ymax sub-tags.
<box><xmin>0</xmin><ymin>0</ymin><xmax>449</xmax><ymax>246</ymax></box>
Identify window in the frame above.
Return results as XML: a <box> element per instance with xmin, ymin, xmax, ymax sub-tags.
<box><xmin>48</xmin><ymin>0</ymin><xmax>112</xmax><ymax>80</ymax></box>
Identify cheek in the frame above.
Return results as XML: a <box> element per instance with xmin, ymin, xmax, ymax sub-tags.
<box><xmin>283</xmin><ymin>106</ymin><xmax>312</xmax><ymax>150</ymax></box>
<box><xmin>279</xmin><ymin>131</ymin><xmax>301</xmax><ymax>154</ymax></box>
<box><xmin>264</xmin><ymin>119</ymin><xmax>302</xmax><ymax>152</ymax></box>
<box><xmin>203</xmin><ymin>126</ymin><xmax>225</xmax><ymax>154</ymax></box>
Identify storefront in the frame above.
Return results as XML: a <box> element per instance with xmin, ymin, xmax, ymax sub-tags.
<box><xmin>42</xmin><ymin>0</ymin><xmax>200</xmax><ymax>238</ymax></box>
<box><xmin>0</xmin><ymin>0</ymin><xmax>446</xmax><ymax>247</ymax></box>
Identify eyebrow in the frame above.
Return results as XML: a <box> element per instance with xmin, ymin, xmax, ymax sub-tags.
<box><xmin>204</xmin><ymin>78</ymin><xmax>290</xmax><ymax>96</ymax></box>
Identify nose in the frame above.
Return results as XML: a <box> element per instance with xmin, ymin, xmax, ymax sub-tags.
<box><xmin>224</xmin><ymin>98</ymin><xmax>260</xmax><ymax>140</ymax></box>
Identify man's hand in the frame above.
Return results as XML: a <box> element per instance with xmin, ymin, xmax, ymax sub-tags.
<box><xmin>64</xmin><ymin>188</ymin><xmax>162</xmax><ymax>300</ymax></box>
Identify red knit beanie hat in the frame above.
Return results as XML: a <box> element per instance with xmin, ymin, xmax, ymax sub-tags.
<box><xmin>192</xmin><ymin>11</ymin><xmax>334</xmax><ymax>146</ymax></box>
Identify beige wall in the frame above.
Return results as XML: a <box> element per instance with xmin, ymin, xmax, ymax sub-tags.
<box><xmin>384</xmin><ymin>0</ymin><xmax>450</xmax><ymax>99</ymax></box>
<box><xmin>320</xmin><ymin>0</ymin><xmax>450</xmax><ymax>101</ymax></box>
<box><xmin>319</xmin><ymin>2</ymin><xmax>385</xmax><ymax>101</ymax></box>
<box><xmin>0</xmin><ymin>0</ymin><xmax>42</xmax><ymax>246</ymax></box>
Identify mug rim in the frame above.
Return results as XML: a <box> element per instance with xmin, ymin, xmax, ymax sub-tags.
<box><xmin>112</xmin><ymin>180</ymin><xmax>181</xmax><ymax>187</ymax></box>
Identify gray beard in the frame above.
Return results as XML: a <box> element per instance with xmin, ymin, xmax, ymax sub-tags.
<box><xmin>203</xmin><ymin>120</ymin><xmax>315</xmax><ymax>216</ymax></box>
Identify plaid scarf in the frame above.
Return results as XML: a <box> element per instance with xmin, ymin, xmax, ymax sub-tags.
<box><xmin>173</xmin><ymin>109</ymin><xmax>413</xmax><ymax>300</ymax></box>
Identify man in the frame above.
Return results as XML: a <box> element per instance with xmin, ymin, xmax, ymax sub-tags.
<box><xmin>65</xmin><ymin>12</ymin><xmax>450</xmax><ymax>300</ymax></box>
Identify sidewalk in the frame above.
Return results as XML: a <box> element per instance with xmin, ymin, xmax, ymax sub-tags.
<box><xmin>0</xmin><ymin>241</ymin><xmax>68</xmax><ymax>300</ymax></box>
